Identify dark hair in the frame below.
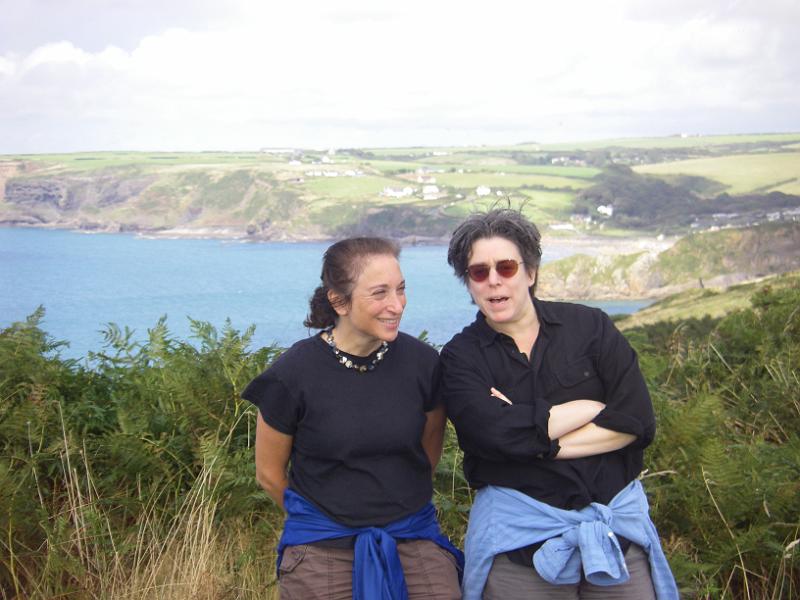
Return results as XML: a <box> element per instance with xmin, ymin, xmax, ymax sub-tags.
<box><xmin>447</xmin><ymin>208</ymin><xmax>542</xmax><ymax>296</ymax></box>
<box><xmin>304</xmin><ymin>237</ymin><xmax>401</xmax><ymax>329</ymax></box>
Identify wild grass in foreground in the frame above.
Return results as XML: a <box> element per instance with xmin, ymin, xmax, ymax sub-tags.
<box><xmin>1</xmin><ymin>280</ymin><xmax>798</xmax><ymax>599</ymax></box>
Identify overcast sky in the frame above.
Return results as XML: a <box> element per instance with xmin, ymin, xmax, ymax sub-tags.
<box><xmin>1</xmin><ymin>0</ymin><xmax>798</xmax><ymax>153</ymax></box>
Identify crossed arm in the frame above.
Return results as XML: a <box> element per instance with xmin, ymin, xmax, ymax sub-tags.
<box><xmin>489</xmin><ymin>386</ymin><xmax>635</xmax><ymax>459</ymax></box>
<box><xmin>555</xmin><ymin>421</ymin><xmax>636</xmax><ymax>459</ymax></box>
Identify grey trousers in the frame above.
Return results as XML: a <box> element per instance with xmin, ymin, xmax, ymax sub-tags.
<box><xmin>278</xmin><ymin>539</ymin><xmax>462</xmax><ymax>600</ymax></box>
<box><xmin>482</xmin><ymin>544</ymin><xmax>656</xmax><ymax>600</ymax></box>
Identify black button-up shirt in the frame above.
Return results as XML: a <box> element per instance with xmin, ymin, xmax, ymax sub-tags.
<box><xmin>440</xmin><ymin>298</ymin><xmax>656</xmax><ymax>511</ymax></box>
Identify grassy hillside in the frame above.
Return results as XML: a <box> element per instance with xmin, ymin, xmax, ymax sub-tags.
<box><xmin>574</xmin><ymin>165</ymin><xmax>800</xmax><ymax>232</ymax></box>
<box><xmin>616</xmin><ymin>270</ymin><xmax>800</xmax><ymax>329</ymax></box>
<box><xmin>0</xmin><ymin>155</ymin><xmax>588</xmax><ymax>239</ymax></box>
<box><xmin>2</xmin><ymin>133</ymin><xmax>799</xmax><ymax>240</ymax></box>
<box><xmin>636</xmin><ymin>152</ymin><xmax>800</xmax><ymax>195</ymax></box>
<box><xmin>653</xmin><ymin>222</ymin><xmax>800</xmax><ymax>281</ymax></box>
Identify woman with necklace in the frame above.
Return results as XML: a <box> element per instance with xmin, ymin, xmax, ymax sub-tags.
<box><xmin>440</xmin><ymin>209</ymin><xmax>678</xmax><ymax>599</ymax></box>
<box><xmin>242</xmin><ymin>237</ymin><xmax>462</xmax><ymax>600</ymax></box>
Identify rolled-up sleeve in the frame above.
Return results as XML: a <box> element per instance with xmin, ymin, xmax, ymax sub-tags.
<box><xmin>441</xmin><ymin>342</ymin><xmax>557</xmax><ymax>461</ymax></box>
<box><xmin>591</xmin><ymin>313</ymin><xmax>656</xmax><ymax>448</ymax></box>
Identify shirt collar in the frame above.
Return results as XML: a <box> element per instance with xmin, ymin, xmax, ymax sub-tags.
<box><xmin>533</xmin><ymin>297</ymin><xmax>564</xmax><ymax>327</ymax></box>
<box><xmin>470</xmin><ymin>297</ymin><xmax>563</xmax><ymax>347</ymax></box>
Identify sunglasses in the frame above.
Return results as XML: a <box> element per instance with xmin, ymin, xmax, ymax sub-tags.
<box><xmin>465</xmin><ymin>259</ymin><xmax>523</xmax><ymax>283</ymax></box>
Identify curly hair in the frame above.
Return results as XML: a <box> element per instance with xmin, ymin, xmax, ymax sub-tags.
<box><xmin>447</xmin><ymin>208</ymin><xmax>542</xmax><ymax>296</ymax></box>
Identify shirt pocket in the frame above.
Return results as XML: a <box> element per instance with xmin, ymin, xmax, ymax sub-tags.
<box><xmin>550</xmin><ymin>356</ymin><xmax>604</xmax><ymax>401</ymax></box>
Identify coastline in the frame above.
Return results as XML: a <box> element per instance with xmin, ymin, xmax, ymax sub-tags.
<box><xmin>1</xmin><ymin>221</ymin><xmax>678</xmax><ymax>302</ymax></box>
<box><xmin>0</xmin><ymin>221</ymin><xmax>677</xmax><ymax>253</ymax></box>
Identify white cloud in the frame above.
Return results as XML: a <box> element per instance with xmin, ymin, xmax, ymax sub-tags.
<box><xmin>0</xmin><ymin>56</ymin><xmax>15</xmax><ymax>78</ymax></box>
<box><xmin>0</xmin><ymin>0</ymin><xmax>798</xmax><ymax>152</ymax></box>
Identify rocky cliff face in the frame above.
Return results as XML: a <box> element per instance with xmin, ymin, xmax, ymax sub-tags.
<box><xmin>0</xmin><ymin>162</ymin><xmax>20</xmax><ymax>201</ymax></box>
<box><xmin>0</xmin><ymin>161</ymin><xmax>47</xmax><ymax>225</ymax></box>
<box><xmin>5</xmin><ymin>179</ymin><xmax>71</xmax><ymax>209</ymax></box>
<box><xmin>539</xmin><ymin>252</ymin><xmax>662</xmax><ymax>300</ymax></box>
<box><xmin>5</xmin><ymin>174</ymin><xmax>155</xmax><ymax>211</ymax></box>
<box><xmin>0</xmin><ymin>167</ymin><xmax>289</xmax><ymax>236</ymax></box>
<box><xmin>539</xmin><ymin>222</ymin><xmax>800</xmax><ymax>300</ymax></box>
<box><xmin>0</xmin><ymin>169</ymin><xmax>163</xmax><ymax>230</ymax></box>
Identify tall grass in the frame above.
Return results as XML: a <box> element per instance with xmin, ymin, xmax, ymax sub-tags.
<box><xmin>628</xmin><ymin>282</ymin><xmax>800</xmax><ymax>598</ymax></box>
<box><xmin>2</xmin><ymin>280</ymin><xmax>799</xmax><ymax>598</ymax></box>
<box><xmin>1</xmin><ymin>311</ymin><xmax>283</xmax><ymax>599</ymax></box>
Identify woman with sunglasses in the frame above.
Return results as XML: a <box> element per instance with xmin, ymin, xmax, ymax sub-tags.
<box><xmin>441</xmin><ymin>210</ymin><xmax>677</xmax><ymax>599</ymax></box>
<box><xmin>242</xmin><ymin>237</ymin><xmax>462</xmax><ymax>600</ymax></box>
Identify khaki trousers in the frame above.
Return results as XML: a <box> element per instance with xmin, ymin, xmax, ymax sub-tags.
<box><xmin>278</xmin><ymin>539</ymin><xmax>462</xmax><ymax>600</ymax></box>
<box><xmin>483</xmin><ymin>544</ymin><xmax>656</xmax><ymax>600</ymax></box>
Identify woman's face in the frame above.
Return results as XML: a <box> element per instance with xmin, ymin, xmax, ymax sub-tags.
<box><xmin>337</xmin><ymin>253</ymin><xmax>407</xmax><ymax>344</ymax></box>
<box><xmin>466</xmin><ymin>236</ymin><xmax>536</xmax><ymax>328</ymax></box>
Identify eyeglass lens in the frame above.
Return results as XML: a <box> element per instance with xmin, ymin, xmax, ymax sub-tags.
<box><xmin>466</xmin><ymin>260</ymin><xmax>520</xmax><ymax>282</ymax></box>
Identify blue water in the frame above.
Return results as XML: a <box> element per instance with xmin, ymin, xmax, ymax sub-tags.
<box><xmin>0</xmin><ymin>228</ymin><xmax>651</xmax><ymax>359</ymax></box>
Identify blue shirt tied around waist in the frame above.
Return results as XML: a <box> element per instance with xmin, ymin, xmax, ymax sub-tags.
<box><xmin>278</xmin><ymin>489</ymin><xmax>464</xmax><ymax>600</ymax></box>
<box><xmin>462</xmin><ymin>479</ymin><xmax>678</xmax><ymax>600</ymax></box>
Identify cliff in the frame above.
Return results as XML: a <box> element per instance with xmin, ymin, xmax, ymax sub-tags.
<box><xmin>0</xmin><ymin>165</ymin><xmax>457</xmax><ymax>240</ymax></box>
<box><xmin>539</xmin><ymin>222</ymin><xmax>800</xmax><ymax>299</ymax></box>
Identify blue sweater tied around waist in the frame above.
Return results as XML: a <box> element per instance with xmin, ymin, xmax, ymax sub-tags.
<box><xmin>462</xmin><ymin>479</ymin><xmax>678</xmax><ymax>599</ymax></box>
<box><xmin>278</xmin><ymin>489</ymin><xmax>464</xmax><ymax>600</ymax></box>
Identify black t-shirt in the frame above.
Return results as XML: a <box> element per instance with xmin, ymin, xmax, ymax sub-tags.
<box><xmin>242</xmin><ymin>331</ymin><xmax>440</xmax><ymax>528</ymax></box>
<box><xmin>441</xmin><ymin>299</ymin><xmax>655</xmax><ymax>563</ymax></box>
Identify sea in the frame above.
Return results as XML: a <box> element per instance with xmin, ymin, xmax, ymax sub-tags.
<box><xmin>0</xmin><ymin>228</ymin><xmax>651</xmax><ymax>360</ymax></box>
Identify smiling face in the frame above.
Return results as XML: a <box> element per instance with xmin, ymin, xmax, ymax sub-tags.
<box><xmin>467</xmin><ymin>236</ymin><xmax>537</xmax><ymax>331</ymax></box>
<box><xmin>330</xmin><ymin>253</ymin><xmax>407</xmax><ymax>353</ymax></box>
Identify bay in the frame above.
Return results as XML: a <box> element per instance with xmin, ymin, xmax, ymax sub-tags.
<box><xmin>0</xmin><ymin>228</ymin><xmax>651</xmax><ymax>359</ymax></box>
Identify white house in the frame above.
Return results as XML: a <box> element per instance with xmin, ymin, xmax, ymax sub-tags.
<box><xmin>422</xmin><ymin>185</ymin><xmax>440</xmax><ymax>200</ymax></box>
<box><xmin>597</xmin><ymin>204</ymin><xmax>614</xmax><ymax>217</ymax></box>
<box><xmin>550</xmin><ymin>223</ymin><xmax>576</xmax><ymax>231</ymax></box>
<box><xmin>382</xmin><ymin>186</ymin><xmax>415</xmax><ymax>198</ymax></box>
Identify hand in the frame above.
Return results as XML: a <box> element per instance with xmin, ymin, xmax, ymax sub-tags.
<box><xmin>490</xmin><ymin>387</ymin><xmax>512</xmax><ymax>405</ymax></box>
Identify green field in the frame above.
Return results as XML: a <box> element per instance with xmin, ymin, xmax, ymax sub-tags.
<box><xmin>4</xmin><ymin>151</ymin><xmax>289</xmax><ymax>172</ymax></box>
<box><xmin>433</xmin><ymin>171</ymin><xmax>590</xmax><ymax>190</ymax></box>
<box><xmin>391</xmin><ymin>132</ymin><xmax>800</xmax><ymax>154</ymax></box>
<box><xmin>511</xmin><ymin>189</ymin><xmax>576</xmax><ymax>223</ymax></box>
<box><xmin>770</xmin><ymin>178</ymin><xmax>800</xmax><ymax>194</ymax></box>
<box><xmin>359</xmin><ymin>160</ymin><xmax>426</xmax><ymax>174</ymax></box>
<box><xmin>535</xmin><ymin>132</ymin><xmax>800</xmax><ymax>151</ymax></box>
<box><xmin>479</xmin><ymin>164</ymin><xmax>600</xmax><ymax>178</ymax></box>
<box><xmin>3</xmin><ymin>134</ymin><xmax>799</xmax><ymax>240</ymax></box>
<box><xmin>302</xmin><ymin>174</ymin><xmax>402</xmax><ymax>199</ymax></box>
<box><xmin>635</xmin><ymin>152</ymin><xmax>800</xmax><ymax>194</ymax></box>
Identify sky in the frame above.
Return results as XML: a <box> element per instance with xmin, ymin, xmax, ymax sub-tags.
<box><xmin>1</xmin><ymin>0</ymin><xmax>798</xmax><ymax>153</ymax></box>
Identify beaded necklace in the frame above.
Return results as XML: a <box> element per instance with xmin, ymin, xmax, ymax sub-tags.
<box><xmin>324</xmin><ymin>328</ymin><xmax>389</xmax><ymax>373</ymax></box>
